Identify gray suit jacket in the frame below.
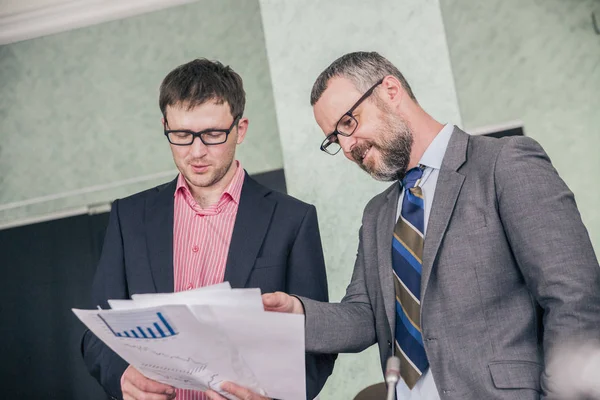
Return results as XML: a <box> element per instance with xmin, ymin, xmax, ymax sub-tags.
<box><xmin>300</xmin><ymin>128</ymin><xmax>600</xmax><ymax>399</ymax></box>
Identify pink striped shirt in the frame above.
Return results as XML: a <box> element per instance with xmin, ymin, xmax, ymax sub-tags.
<box><xmin>172</xmin><ymin>161</ymin><xmax>245</xmax><ymax>400</ymax></box>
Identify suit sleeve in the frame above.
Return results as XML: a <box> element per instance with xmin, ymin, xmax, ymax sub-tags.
<box><xmin>285</xmin><ymin>205</ymin><xmax>337</xmax><ymax>399</ymax></box>
<box><xmin>81</xmin><ymin>199</ymin><xmax>130</xmax><ymax>399</ymax></box>
<box><xmin>299</xmin><ymin>215</ymin><xmax>377</xmax><ymax>354</ymax></box>
<box><xmin>494</xmin><ymin>136</ymin><xmax>600</xmax><ymax>398</ymax></box>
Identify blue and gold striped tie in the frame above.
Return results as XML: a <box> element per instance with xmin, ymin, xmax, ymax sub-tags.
<box><xmin>392</xmin><ymin>166</ymin><xmax>428</xmax><ymax>389</ymax></box>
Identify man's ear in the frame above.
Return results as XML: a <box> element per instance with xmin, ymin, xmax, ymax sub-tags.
<box><xmin>380</xmin><ymin>75</ymin><xmax>405</xmax><ymax>104</ymax></box>
<box><xmin>235</xmin><ymin>117</ymin><xmax>249</xmax><ymax>144</ymax></box>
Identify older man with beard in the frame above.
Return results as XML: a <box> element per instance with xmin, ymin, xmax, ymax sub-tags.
<box><xmin>207</xmin><ymin>52</ymin><xmax>600</xmax><ymax>400</ymax></box>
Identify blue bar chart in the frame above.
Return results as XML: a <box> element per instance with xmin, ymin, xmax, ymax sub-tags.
<box><xmin>98</xmin><ymin>311</ymin><xmax>178</xmax><ymax>339</ymax></box>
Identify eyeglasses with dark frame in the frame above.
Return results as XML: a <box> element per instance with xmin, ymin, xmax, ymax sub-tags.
<box><xmin>320</xmin><ymin>78</ymin><xmax>384</xmax><ymax>155</ymax></box>
<box><xmin>164</xmin><ymin>115</ymin><xmax>241</xmax><ymax>146</ymax></box>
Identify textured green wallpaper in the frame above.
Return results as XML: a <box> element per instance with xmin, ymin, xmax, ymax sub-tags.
<box><xmin>440</xmin><ymin>0</ymin><xmax>600</xmax><ymax>250</ymax></box>
<box><xmin>0</xmin><ymin>0</ymin><xmax>282</xmax><ymax>226</ymax></box>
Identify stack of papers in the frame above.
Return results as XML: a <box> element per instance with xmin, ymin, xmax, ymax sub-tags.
<box><xmin>73</xmin><ymin>282</ymin><xmax>305</xmax><ymax>400</ymax></box>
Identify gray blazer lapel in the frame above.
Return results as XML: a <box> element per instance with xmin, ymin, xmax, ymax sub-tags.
<box><xmin>421</xmin><ymin>127</ymin><xmax>468</xmax><ymax>300</ymax></box>
<box><xmin>224</xmin><ymin>174</ymin><xmax>275</xmax><ymax>288</ymax></box>
<box><xmin>145</xmin><ymin>178</ymin><xmax>176</xmax><ymax>294</ymax></box>
<box><xmin>377</xmin><ymin>183</ymin><xmax>401</xmax><ymax>334</ymax></box>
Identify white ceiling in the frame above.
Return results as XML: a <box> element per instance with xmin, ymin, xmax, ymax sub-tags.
<box><xmin>0</xmin><ymin>0</ymin><xmax>197</xmax><ymax>45</ymax></box>
<box><xmin>0</xmin><ymin>0</ymin><xmax>73</xmax><ymax>17</ymax></box>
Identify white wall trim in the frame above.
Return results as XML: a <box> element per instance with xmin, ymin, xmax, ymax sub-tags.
<box><xmin>0</xmin><ymin>0</ymin><xmax>198</xmax><ymax>45</ymax></box>
<box><xmin>0</xmin><ymin>203</ymin><xmax>111</xmax><ymax>231</ymax></box>
<box><xmin>0</xmin><ymin>169</ymin><xmax>177</xmax><ymax>212</ymax></box>
<box><xmin>0</xmin><ymin>204</ymin><xmax>99</xmax><ymax>231</ymax></box>
<box><xmin>468</xmin><ymin>120</ymin><xmax>524</xmax><ymax>136</ymax></box>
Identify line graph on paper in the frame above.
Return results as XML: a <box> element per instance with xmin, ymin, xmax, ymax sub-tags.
<box><xmin>98</xmin><ymin>310</ymin><xmax>178</xmax><ymax>339</ymax></box>
<box><xmin>143</xmin><ymin>364</ymin><xmax>225</xmax><ymax>392</ymax></box>
<box><xmin>124</xmin><ymin>344</ymin><xmax>207</xmax><ymax>368</ymax></box>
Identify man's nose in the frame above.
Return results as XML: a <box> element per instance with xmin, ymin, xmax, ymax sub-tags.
<box><xmin>337</xmin><ymin>134</ymin><xmax>357</xmax><ymax>155</ymax></box>
<box><xmin>189</xmin><ymin>136</ymin><xmax>209</xmax><ymax>157</ymax></box>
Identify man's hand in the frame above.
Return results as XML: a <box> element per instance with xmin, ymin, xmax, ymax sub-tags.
<box><xmin>205</xmin><ymin>382</ymin><xmax>270</xmax><ymax>400</ymax></box>
<box><xmin>262</xmin><ymin>292</ymin><xmax>304</xmax><ymax>314</ymax></box>
<box><xmin>121</xmin><ymin>365</ymin><xmax>176</xmax><ymax>400</ymax></box>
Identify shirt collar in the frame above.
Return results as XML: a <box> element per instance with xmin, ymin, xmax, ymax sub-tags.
<box><xmin>419</xmin><ymin>123</ymin><xmax>454</xmax><ymax>170</ymax></box>
<box><xmin>222</xmin><ymin>160</ymin><xmax>245</xmax><ymax>205</ymax></box>
<box><xmin>175</xmin><ymin>161</ymin><xmax>245</xmax><ymax>213</ymax></box>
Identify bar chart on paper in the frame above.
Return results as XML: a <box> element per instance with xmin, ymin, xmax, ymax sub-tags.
<box><xmin>98</xmin><ymin>310</ymin><xmax>179</xmax><ymax>339</ymax></box>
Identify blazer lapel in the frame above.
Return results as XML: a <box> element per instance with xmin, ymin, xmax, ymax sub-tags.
<box><xmin>421</xmin><ymin>127</ymin><xmax>468</xmax><ymax>301</ymax></box>
<box><xmin>377</xmin><ymin>183</ymin><xmax>401</xmax><ymax>334</ymax></box>
<box><xmin>145</xmin><ymin>178</ymin><xmax>176</xmax><ymax>294</ymax></box>
<box><xmin>224</xmin><ymin>174</ymin><xmax>275</xmax><ymax>288</ymax></box>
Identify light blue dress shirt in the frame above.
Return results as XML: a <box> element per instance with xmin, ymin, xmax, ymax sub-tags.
<box><xmin>394</xmin><ymin>123</ymin><xmax>454</xmax><ymax>400</ymax></box>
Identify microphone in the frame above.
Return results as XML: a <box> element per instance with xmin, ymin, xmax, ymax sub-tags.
<box><xmin>385</xmin><ymin>356</ymin><xmax>400</xmax><ymax>400</ymax></box>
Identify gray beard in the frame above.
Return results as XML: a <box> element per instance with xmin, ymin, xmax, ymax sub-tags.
<box><xmin>354</xmin><ymin>116</ymin><xmax>413</xmax><ymax>182</ymax></box>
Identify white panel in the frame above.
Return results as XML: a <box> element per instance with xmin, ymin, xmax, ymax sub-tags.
<box><xmin>260</xmin><ymin>0</ymin><xmax>461</xmax><ymax>398</ymax></box>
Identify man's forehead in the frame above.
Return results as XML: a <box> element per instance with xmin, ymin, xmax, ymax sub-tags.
<box><xmin>314</xmin><ymin>77</ymin><xmax>361</xmax><ymax>129</ymax></box>
<box><xmin>165</xmin><ymin>100</ymin><xmax>232</xmax><ymax>129</ymax></box>
<box><xmin>167</xmin><ymin>99</ymin><xmax>229</xmax><ymax>113</ymax></box>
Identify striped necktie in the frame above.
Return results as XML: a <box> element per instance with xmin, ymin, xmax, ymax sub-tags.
<box><xmin>392</xmin><ymin>165</ymin><xmax>429</xmax><ymax>389</ymax></box>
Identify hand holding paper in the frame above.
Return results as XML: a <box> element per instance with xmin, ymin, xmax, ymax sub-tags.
<box><xmin>73</xmin><ymin>283</ymin><xmax>306</xmax><ymax>400</ymax></box>
<box><xmin>121</xmin><ymin>365</ymin><xmax>176</xmax><ymax>400</ymax></box>
<box><xmin>206</xmin><ymin>381</ymin><xmax>271</xmax><ymax>400</ymax></box>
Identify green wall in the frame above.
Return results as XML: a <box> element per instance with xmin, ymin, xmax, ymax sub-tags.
<box><xmin>0</xmin><ymin>0</ymin><xmax>282</xmax><ymax>227</ymax></box>
<box><xmin>440</xmin><ymin>0</ymin><xmax>600</xmax><ymax>249</ymax></box>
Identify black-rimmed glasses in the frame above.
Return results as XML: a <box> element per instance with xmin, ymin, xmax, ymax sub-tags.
<box><xmin>320</xmin><ymin>78</ymin><xmax>384</xmax><ymax>155</ymax></box>
<box><xmin>164</xmin><ymin>115</ymin><xmax>241</xmax><ymax>146</ymax></box>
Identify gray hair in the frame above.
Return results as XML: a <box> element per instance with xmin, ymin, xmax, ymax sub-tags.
<box><xmin>310</xmin><ymin>51</ymin><xmax>417</xmax><ymax>106</ymax></box>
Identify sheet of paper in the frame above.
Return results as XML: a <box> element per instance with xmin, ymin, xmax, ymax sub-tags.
<box><xmin>110</xmin><ymin>289</ymin><xmax>263</xmax><ymax>312</ymax></box>
<box><xmin>131</xmin><ymin>282</ymin><xmax>232</xmax><ymax>300</ymax></box>
<box><xmin>74</xmin><ymin>283</ymin><xmax>306</xmax><ymax>400</ymax></box>
<box><xmin>190</xmin><ymin>305</ymin><xmax>306</xmax><ymax>399</ymax></box>
<box><xmin>74</xmin><ymin>305</ymin><xmax>260</xmax><ymax>399</ymax></box>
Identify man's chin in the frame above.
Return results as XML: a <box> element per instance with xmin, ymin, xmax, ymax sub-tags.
<box><xmin>357</xmin><ymin>161</ymin><xmax>391</xmax><ymax>182</ymax></box>
<box><xmin>363</xmin><ymin>165</ymin><xmax>402</xmax><ymax>182</ymax></box>
<box><xmin>370</xmin><ymin>172</ymin><xmax>397</xmax><ymax>182</ymax></box>
<box><xmin>186</xmin><ymin>175</ymin><xmax>215</xmax><ymax>189</ymax></box>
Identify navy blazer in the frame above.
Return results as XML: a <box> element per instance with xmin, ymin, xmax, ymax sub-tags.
<box><xmin>81</xmin><ymin>173</ymin><xmax>335</xmax><ymax>399</ymax></box>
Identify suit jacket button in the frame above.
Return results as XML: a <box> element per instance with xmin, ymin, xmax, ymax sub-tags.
<box><xmin>387</xmin><ymin>340</ymin><xmax>392</xmax><ymax>348</ymax></box>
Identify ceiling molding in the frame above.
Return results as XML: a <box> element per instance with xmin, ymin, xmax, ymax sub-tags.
<box><xmin>0</xmin><ymin>0</ymin><xmax>198</xmax><ymax>45</ymax></box>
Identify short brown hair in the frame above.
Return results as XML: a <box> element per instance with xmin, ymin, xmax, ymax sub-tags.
<box><xmin>159</xmin><ymin>58</ymin><xmax>245</xmax><ymax>120</ymax></box>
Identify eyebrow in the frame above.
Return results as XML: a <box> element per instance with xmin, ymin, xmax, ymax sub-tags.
<box><xmin>326</xmin><ymin>77</ymin><xmax>384</xmax><ymax>136</ymax></box>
